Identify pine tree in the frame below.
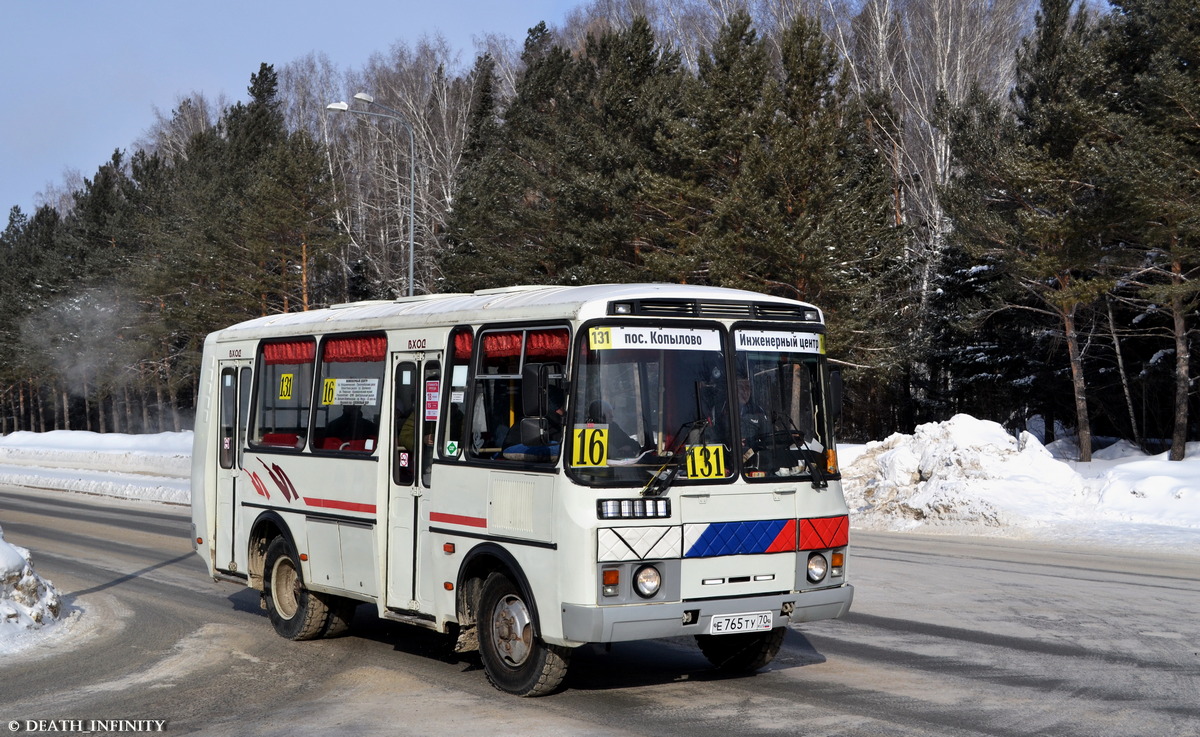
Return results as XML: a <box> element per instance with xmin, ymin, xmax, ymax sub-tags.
<box><xmin>945</xmin><ymin>0</ymin><xmax>1109</xmax><ymax>460</ymax></box>
<box><xmin>442</xmin><ymin>19</ymin><xmax>683</xmax><ymax>290</ymax></box>
<box><xmin>1098</xmin><ymin>0</ymin><xmax>1200</xmax><ymax>458</ymax></box>
<box><xmin>642</xmin><ymin>11</ymin><xmax>768</xmax><ymax>284</ymax></box>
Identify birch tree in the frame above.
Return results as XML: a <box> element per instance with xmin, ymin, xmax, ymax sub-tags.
<box><xmin>320</xmin><ymin>38</ymin><xmax>474</xmax><ymax>298</ymax></box>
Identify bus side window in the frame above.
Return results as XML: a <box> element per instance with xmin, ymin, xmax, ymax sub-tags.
<box><xmin>469</xmin><ymin>327</ymin><xmax>569</xmax><ymax>464</ymax></box>
<box><xmin>394</xmin><ymin>361</ymin><xmax>418</xmax><ymax>485</ymax></box>
<box><xmin>312</xmin><ymin>334</ymin><xmax>386</xmax><ymax>454</ymax></box>
<box><xmin>238</xmin><ymin>366</ymin><xmax>252</xmax><ymax>460</ymax></box>
<box><xmin>219</xmin><ymin>368</ymin><xmax>237</xmax><ymax>469</ymax></box>
<box><xmin>422</xmin><ymin>361</ymin><xmax>440</xmax><ymax>486</ymax></box>
<box><xmin>440</xmin><ymin>327</ymin><xmax>472</xmax><ymax>459</ymax></box>
<box><xmin>252</xmin><ymin>339</ymin><xmax>315</xmax><ymax>449</ymax></box>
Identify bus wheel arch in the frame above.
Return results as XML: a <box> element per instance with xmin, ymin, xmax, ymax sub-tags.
<box><xmin>455</xmin><ymin>543</ymin><xmax>540</xmax><ymax>634</ymax></box>
<box><xmin>247</xmin><ymin>511</ymin><xmax>289</xmax><ymax>592</ymax></box>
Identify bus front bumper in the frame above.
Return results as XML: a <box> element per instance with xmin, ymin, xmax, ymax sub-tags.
<box><xmin>558</xmin><ymin>583</ymin><xmax>853</xmax><ymax>645</ymax></box>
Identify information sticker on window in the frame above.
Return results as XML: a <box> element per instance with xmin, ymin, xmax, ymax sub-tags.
<box><xmin>588</xmin><ymin>327</ymin><xmax>614</xmax><ymax>350</ymax></box>
<box><xmin>572</xmin><ymin>425</ymin><xmax>609</xmax><ymax>467</ymax></box>
<box><xmin>321</xmin><ymin>378</ymin><xmax>379</xmax><ymax>406</ymax></box>
<box><xmin>589</xmin><ymin>326</ymin><xmax>720</xmax><ymax>351</ymax></box>
<box><xmin>424</xmin><ymin>380</ymin><xmax>440</xmax><ymax>421</ymax></box>
<box><xmin>278</xmin><ymin>373</ymin><xmax>294</xmax><ymax>401</ymax></box>
<box><xmin>735</xmin><ymin>330</ymin><xmax>824</xmax><ymax>354</ymax></box>
<box><xmin>686</xmin><ymin>445</ymin><xmax>726</xmax><ymax>479</ymax></box>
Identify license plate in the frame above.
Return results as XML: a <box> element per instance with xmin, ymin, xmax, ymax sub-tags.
<box><xmin>709</xmin><ymin>611</ymin><xmax>773</xmax><ymax>635</ymax></box>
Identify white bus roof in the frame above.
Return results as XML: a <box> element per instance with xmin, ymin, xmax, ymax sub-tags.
<box><xmin>208</xmin><ymin>283</ymin><xmax>823</xmax><ymax>342</ymax></box>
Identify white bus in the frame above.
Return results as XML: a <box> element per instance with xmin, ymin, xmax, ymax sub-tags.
<box><xmin>190</xmin><ymin>283</ymin><xmax>853</xmax><ymax>695</ymax></box>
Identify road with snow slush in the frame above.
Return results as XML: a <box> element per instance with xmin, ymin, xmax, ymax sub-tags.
<box><xmin>2</xmin><ymin>485</ymin><xmax>1198</xmax><ymax>737</ymax></box>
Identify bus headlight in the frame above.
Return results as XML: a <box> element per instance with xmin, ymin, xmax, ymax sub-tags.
<box><xmin>806</xmin><ymin>553</ymin><xmax>828</xmax><ymax>583</ymax></box>
<box><xmin>634</xmin><ymin>565</ymin><xmax>662</xmax><ymax>598</ymax></box>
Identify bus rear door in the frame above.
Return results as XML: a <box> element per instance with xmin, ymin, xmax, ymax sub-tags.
<box><xmin>215</xmin><ymin>359</ymin><xmax>253</xmax><ymax>573</ymax></box>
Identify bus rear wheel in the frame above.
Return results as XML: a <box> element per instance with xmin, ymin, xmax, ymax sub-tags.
<box><xmin>477</xmin><ymin>572</ymin><xmax>570</xmax><ymax>696</ymax></box>
<box><xmin>263</xmin><ymin>535</ymin><xmax>331</xmax><ymax>641</ymax></box>
<box><xmin>695</xmin><ymin>626</ymin><xmax>787</xmax><ymax>672</ymax></box>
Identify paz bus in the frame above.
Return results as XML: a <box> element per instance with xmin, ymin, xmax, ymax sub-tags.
<box><xmin>190</xmin><ymin>283</ymin><xmax>853</xmax><ymax>696</ymax></box>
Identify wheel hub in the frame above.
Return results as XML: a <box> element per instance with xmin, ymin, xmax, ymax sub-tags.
<box><xmin>272</xmin><ymin>558</ymin><xmax>300</xmax><ymax>620</ymax></box>
<box><xmin>492</xmin><ymin>594</ymin><xmax>533</xmax><ymax>666</ymax></box>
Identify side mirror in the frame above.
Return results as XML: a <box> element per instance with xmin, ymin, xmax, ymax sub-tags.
<box><xmin>519</xmin><ymin>416</ymin><xmax>548</xmax><ymax>446</ymax></box>
<box><xmin>830</xmin><ymin>370</ymin><xmax>843</xmax><ymax>422</ymax></box>
<box><xmin>522</xmin><ymin>363</ymin><xmax>546</xmax><ymax>417</ymax></box>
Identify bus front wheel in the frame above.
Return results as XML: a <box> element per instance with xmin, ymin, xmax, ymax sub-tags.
<box><xmin>695</xmin><ymin>626</ymin><xmax>787</xmax><ymax>672</ymax></box>
<box><xmin>263</xmin><ymin>535</ymin><xmax>331</xmax><ymax>641</ymax></box>
<box><xmin>477</xmin><ymin>572</ymin><xmax>570</xmax><ymax>696</ymax></box>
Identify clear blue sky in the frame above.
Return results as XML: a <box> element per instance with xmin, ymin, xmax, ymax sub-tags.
<box><xmin>0</xmin><ymin>0</ymin><xmax>577</xmax><ymax>219</ymax></box>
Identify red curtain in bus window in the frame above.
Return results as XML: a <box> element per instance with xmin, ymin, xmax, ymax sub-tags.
<box><xmin>323</xmin><ymin>335</ymin><xmax>386</xmax><ymax>363</ymax></box>
<box><xmin>481</xmin><ymin>330</ymin><xmax>568</xmax><ymax>359</ymax></box>
<box><xmin>263</xmin><ymin>340</ymin><xmax>315</xmax><ymax>365</ymax></box>
<box><xmin>482</xmin><ymin>332</ymin><xmax>523</xmax><ymax>358</ymax></box>
<box><xmin>526</xmin><ymin>329</ymin><xmax>568</xmax><ymax>359</ymax></box>
<box><xmin>453</xmin><ymin>329</ymin><xmax>473</xmax><ymax>359</ymax></box>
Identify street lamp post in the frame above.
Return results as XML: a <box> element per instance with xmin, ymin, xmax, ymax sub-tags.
<box><xmin>327</xmin><ymin>93</ymin><xmax>417</xmax><ymax>297</ymax></box>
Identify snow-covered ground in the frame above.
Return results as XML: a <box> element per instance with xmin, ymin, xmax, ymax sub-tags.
<box><xmin>1</xmin><ymin>417</ymin><xmax>1198</xmax><ymax>655</ymax></box>
<box><xmin>0</xmin><ymin>430</ymin><xmax>191</xmax><ymax>655</ymax></box>
<box><xmin>0</xmin><ymin>429</ymin><xmax>191</xmax><ymax>503</ymax></box>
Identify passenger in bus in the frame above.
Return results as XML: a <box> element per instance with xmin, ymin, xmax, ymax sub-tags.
<box><xmin>499</xmin><ymin>385</ymin><xmax>564</xmax><ymax>462</ymax></box>
<box><xmin>326</xmin><ymin>405</ymin><xmax>377</xmax><ymax>445</ymax></box>
<box><xmin>586</xmin><ymin>400</ymin><xmax>641</xmax><ymax>458</ymax></box>
<box><xmin>397</xmin><ymin>409</ymin><xmax>417</xmax><ymax>450</ymax></box>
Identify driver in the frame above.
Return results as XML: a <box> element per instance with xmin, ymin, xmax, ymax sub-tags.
<box><xmin>586</xmin><ymin>400</ymin><xmax>641</xmax><ymax>458</ymax></box>
<box><xmin>736</xmin><ymin>379</ymin><xmax>769</xmax><ymax>443</ymax></box>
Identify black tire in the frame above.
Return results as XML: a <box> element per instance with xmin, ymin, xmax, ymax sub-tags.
<box><xmin>263</xmin><ymin>535</ymin><xmax>331</xmax><ymax>641</ymax></box>
<box><xmin>321</xmin><ymin>596</ymin><xmax>358</xmax><ymax>638</ymax></box>
<box><xmin>695</xmin><ymin>626</ymin><xmax>787</xmax><ymax>672</ymax></box>
<box><xmin>477</xmin><ymin>572</ymin><xmax>571</xmax><ymax>696</ymax></box>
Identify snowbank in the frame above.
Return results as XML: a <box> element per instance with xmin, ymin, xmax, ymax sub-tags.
<box><xmin>0</xmin><ymin>430</ymin><xmax>191</xmax><ymax>504</ymax></box>
<box><xmin>0</xmin><ymin>524</ymin><xmax>62</xmax><ymax>637</ymax></box>
<box><xmin>842</xmin><ymin>414</ymin><xmax>1200</xmax><ymax>543</ymax></box>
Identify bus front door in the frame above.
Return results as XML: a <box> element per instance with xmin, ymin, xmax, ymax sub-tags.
<box><xmin>387</xmin><ymin>353</ymin><xmax>440</xmax><ymax>611</ymax></box>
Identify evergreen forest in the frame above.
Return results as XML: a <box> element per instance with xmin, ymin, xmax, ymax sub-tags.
<box><xmin>1</xmin><ymin>0</ymin><xmax>1196</xmax><ymax>461</ymax></box>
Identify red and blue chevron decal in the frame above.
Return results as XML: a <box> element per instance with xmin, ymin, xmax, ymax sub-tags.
<box><xmin>685</xmin><ymin>519</ymin><xmax>797</xmax><ymax>558</ymax></box>
<box><xmin>799</xmin><ymin>515</ymin><xmax>849</xmax><ymax>550</ymax></box>
<box><xmin>684</xmin><ymin>515</ymin><xmax>849</xmax><ymax>558</ymax></box>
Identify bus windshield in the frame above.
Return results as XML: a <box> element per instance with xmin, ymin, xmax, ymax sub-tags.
<box><xmin>732</xmin><ymin>329</ymin><xmax>831</xmax><ymax>481</ymax></box>
<box><xmin>568</xmin><ymin>325</ymin><xmax>733</xmax><ymax>487</ymax></box>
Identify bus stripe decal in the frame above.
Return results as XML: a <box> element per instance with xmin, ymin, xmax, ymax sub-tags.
<box><xmin>303</xmin><ymin>497</ymin><xmax>376</xmax><ymax>514</ymax></box>
<box><xmin>799</xmin><ymin>515</ymin><xmax>849</xmax><ymax>550</ymax></box>
<box><xmin>429</xmin><ymin>511</ymin><xmax>488</xmax><ymax>528</ymax></box>
<box><xmin>684</xmin><ymin>519</ymin><xmax>791</xmax><ymax>558</ymax></box>
<box><xmin>765</xmin><ymin>519</ymin><xmax>797</xmax><ymax>553</ymax></box>
<box><xmin>684</xmin><ymin>516</ymin><xmax>847</xmax><ymax>557</ymax></box>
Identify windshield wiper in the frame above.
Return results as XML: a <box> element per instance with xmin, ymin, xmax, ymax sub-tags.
<box><xmin>641</xmin><ymin>417</ymin><xmax>709</xmax><ymax>497</ymax></box>
<box><xmin>771</xmin><ymin>412</ymin><xmax>828</xmax><ymax>489</ymax></box>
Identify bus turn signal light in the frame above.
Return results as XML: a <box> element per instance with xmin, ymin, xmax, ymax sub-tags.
<box><xmin>602</xmin><ymin>568</ymin><xmax>620</xmax><ymax>597</ymax></box>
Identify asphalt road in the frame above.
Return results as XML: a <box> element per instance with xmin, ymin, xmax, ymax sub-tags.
<box><xmin>2</xmin><ymin>485</ymin><xmax>1197</xmax><ymax>736</ymax></box>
